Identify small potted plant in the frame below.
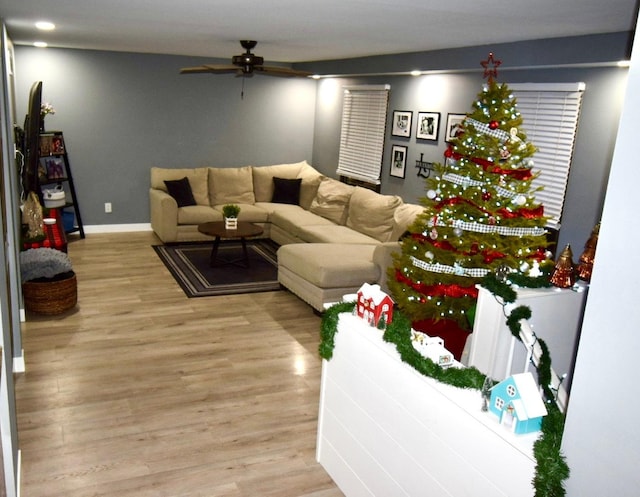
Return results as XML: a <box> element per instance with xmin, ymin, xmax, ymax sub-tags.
<box><xmin>222</xmin><ymin>204</ymin><xmax>240</xmax><ymax>229</ymax></box>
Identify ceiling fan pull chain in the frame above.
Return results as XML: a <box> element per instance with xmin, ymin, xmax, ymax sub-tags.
<box><xmin>241</xmin><ymin>76</ymin><xmax>245</xmax><ymax>100</ymax></box>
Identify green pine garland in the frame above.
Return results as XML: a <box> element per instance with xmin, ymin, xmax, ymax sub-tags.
<box><xmin>319</xmin><ymin>301</ymin><xmax>353</xmax><ymax>360</ymax></box>
<box><xmin>319</xmin><ymin>297</ymin><xmax>569</xmax><ymax>496</ymax></box>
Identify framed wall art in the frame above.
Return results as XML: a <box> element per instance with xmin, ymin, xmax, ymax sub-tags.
<box><xmin>416</xmin><ymin>111</ymin><xmax>440</xmax><ymax>141</ymax></box>
<box><xmin>390</xmin><ymin>145</ymin><xmax>408</xmax><ymax>178</ymax></box>
<box><xmin>391</xmin><ymin>110</ymin><xmax>413</xmax><ymax>138</ymax></box>
<box><xmin>445</xmin><ymin>113</ymin><xmax>466</xmax><ymax>142</ymax></box>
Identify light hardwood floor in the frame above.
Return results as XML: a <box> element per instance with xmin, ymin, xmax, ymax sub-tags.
<box><xmin>15</xmin><ymin>231</ymin><xmax>343</xmax><ymax>497</ymax></box>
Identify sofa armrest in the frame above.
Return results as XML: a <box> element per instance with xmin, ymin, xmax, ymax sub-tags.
<box><xmin>150</xmin><ymin>188</ymin><xmax>179</xmax><ymax>243</ymax></box>
<box><xmin>373</xmin><ymin>242</ymin><xmax>402</xmax><ymax>293</ymax></box>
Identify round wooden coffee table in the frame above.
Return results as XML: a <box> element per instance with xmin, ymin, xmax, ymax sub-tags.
<box><xmin>197</xmin><ymin>221</ymin><xmax>264</xmax><ymax>267</ymax></box>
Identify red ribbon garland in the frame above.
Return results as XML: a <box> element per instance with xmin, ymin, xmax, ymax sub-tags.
<box><xmin>444</xmin><ymin>146</ymin><xmax>533</xmax><ymax>181</ymax></box>
<box><xmin>395</xmin><ymin>270</ymin><xmax>479</xmax><ymax>299</ymax></box>
<box><xmin>411</xmin><ymin>233</ymin><xmax>506</xmax><ymax>263</ymax></box>
<box><xmin>529</xmin><ymin>247</ymin><xmax>549</xmax><ymax>262</ymax></box>
<box><xmin>434</xmin><ymin>196</ymin><xmax>491</xmax><ymax>215</ymax></box>
<box><xmin>497</xmin><ymin>205</ymin><xmax>544</xmax><ymax>219</ymax></box>
<box><xmin>433</xmin><ymin>195</ymin><xmax>544</xmax><ymax>221</ymax></box>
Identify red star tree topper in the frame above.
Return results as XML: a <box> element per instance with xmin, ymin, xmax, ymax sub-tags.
<box><xmin>481</xmin><ymin>52</ymin><xmax>502</xmax><ymax>83</ymax></box>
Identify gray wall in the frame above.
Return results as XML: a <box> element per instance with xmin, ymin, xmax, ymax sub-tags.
<box><xmin>14</xmin><ymin>47</ymin><xmax>317</xmax><ymax>225</ymax></box>
<box><xmin>305</xmin><ymin>32</ymin><xmax>631</xmax><ymax>256</ymax></box>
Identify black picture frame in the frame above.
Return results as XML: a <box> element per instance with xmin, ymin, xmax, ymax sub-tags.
<box><xmin>391</xmin><ymin>110</ymin><xmax>413</xmax><ymax>138</ymax></box>
<box><xmin>44</xmin><ymin>157</ymin><xmax>65</xmax><ymax>180</ymax></box>
<box><xmin>446</xmin><ymin>113</ymin><xmax>466</xmax><ymax>142</ymax></box>
<box><xmin>416</xmin><ymin>111</ymin><xmax>440</xmax><ymax>141</ymax></box>
<box><xmin>390</xmin><ymin>145</ymin><xmax>408</xmax><ymax>178</ymax></box>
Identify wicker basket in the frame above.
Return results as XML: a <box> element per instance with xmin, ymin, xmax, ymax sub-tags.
<box><xmin>22</xmin><ymin>272</ymin><xmax>77</xmax><ymax>315</ymax></box>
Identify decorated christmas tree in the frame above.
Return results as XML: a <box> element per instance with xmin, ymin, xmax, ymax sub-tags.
<box><xmin>388</xmin><ymin>54</ymin><xmax>552</xmax><ymax>333</ymax></box>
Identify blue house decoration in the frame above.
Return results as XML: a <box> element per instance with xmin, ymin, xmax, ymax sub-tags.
<box><xmin>489</xmin><ymin>372</ymin><xmax>547</xmax><ymax>435</ymax></box>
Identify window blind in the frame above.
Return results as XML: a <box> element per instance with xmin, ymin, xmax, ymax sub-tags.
<box><xmin>336</xmin><ymin>85</ymin><xmax>390</xmax><ymax>185</ymax></box>
<box><xmin>510</xmin><ymin>82</ymin><xmax>585</xmax><ymax>230</ymax></box>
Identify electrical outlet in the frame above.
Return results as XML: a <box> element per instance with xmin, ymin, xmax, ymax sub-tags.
<box><xmin>105</xmin><ymin>202</ymin><xmax>112</xmax><ymax>213</ymax></box>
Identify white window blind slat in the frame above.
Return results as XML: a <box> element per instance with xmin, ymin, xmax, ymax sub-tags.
<box><xmin>336</xmin><ymin>86</ymin><xmax>390</xmax><ymax>184</ymax></box>
<box><xmin>510</xmin><ymin>83</ymin><xmax>585</xmax><ymax>228</ymax></box>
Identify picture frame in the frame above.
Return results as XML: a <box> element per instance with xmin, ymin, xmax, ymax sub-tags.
<box><xmin>416</xmin><ymin>111</ymin><xmax>440</xmax><ymax>141</ymax></box>
<box><xmin>391</xmin><ymin>110</ymin><xmax>413</xmax><ymax>138</ymax></box>
<box><xmin>39</xmin><ymin>134</ymin><xmax>65</xmax><ymax>156</ymax></box>
<box><xmin>445</xmin><ymin>113</ymin><xmax>466</xmax><ymax>142</ymax></box>
<box><xmin>44</xmin><ymin>157</ymin><xmax>65</xmax><ymax>180</ymax></box>
<box><xmin>390</xmin><ymin>145</ymin><xmax>408</xmax><ymax>178</ymax></box>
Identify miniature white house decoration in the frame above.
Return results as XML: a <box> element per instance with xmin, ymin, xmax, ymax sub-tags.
<box><xmin>356</xmin><ymin>283</ymin><xmax>394</xmax><ymax>327</ymax></box>
<box><xmin>489</xmin><ymin>372</ymin><xmax>548</xmax><ymax>435</ymax></box>
<box><xmin>410</xmin><ymin>329</ymin><xmax>455</xmax><ymax>367</ymax></box>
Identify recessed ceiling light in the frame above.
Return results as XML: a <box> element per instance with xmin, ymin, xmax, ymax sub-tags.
<box><xmin>33</xmin><ymin>41</ymin><xmax>48</xmax><ymax>48</ymax></box>
<box><xmin>35</xmin><ymin>21</ymin><xmax>55</xmax><ymax>31</ymax></box>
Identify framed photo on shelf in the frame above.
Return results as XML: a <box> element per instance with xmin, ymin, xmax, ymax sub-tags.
<box><xmin>390</xmin><ymin>145</ymin><xmax>408</xmax><ymax>178</ymax></box>
<box><xmin>44</xmin><ymin>157</ymin><xmax>65</xmax><ymax>180</ymax></box>
<box><xmin>445</xmin><ymin>113</ymin><xmax>466</xmax><ymax>142</ymax></box>
<box><xmin>39</xmin><ymin>134</ymin><xmax>65</xmax><ymax>155</ymax></box>
<box><xmin>391</xmin><ymin>110</ymin><xmax>413</xmax><ymax>138</ymax></box>
<box><xmin>416</xmin><ymin>111</ymin><xmax>440</xmax><ymax>141</ymax></box>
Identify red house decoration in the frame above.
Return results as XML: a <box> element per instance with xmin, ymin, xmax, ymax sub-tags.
<box><xmin>356</xmin><ymin>283</ymin><xmax>394</xmax><ymax>327</ymax></box>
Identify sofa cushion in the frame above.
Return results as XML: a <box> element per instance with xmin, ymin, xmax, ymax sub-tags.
<box><xmin>389</xmin><ymin>203</ymin><xmax>425</xmax><ymax>241</ymax></box>
<box><xmin>309</xmin><ymin>177</ymin><xmax>354</xmax><ymax>225</ymax></box>
<box><xmin>272</xmin><ymin>177</ymin><xmax>302</xmax><ymax>205</ymax></box>
<box><xmin>252</xmin><ymin>161</ymin><xmax>306</xmax><ymax>202</ymax></box>
<box><xmin>208</xmin><ymin>166</ymin><xmax>255</xmax><ymax>206</ymax></box>
<box><xmin>297</xmin><ymin>163</ymin><xmax>324</xmax><ymax>210</ymax></box>
<box><xmin>297</xmin><ymin>224</ymin><xmax>381</xmax><ymax>244</ymax></box>
<box><xmin>151</xmin><ymin>167</ymin><xmax>209</xmax><ymax>206</ymax></box>
<box><xmin>270</xmin><ymin>208</ymin><xmax>335</xmax><ymax>239</ymax></box>
<box><xmin>164</xmin><ymin>177</ymin><xmax>197</xmax><ymax>207</ymax></box>
<box><xmin>277</xmin><ymin>243</ymin><xmax>380</xmax><ymax>288</ymax></box>
<box><xmin>346</xmin><ymin>187</ymin><xmax>403</xmax><ymax>242</ymax></box>
<box><xmin>254</xmin><ymin>202</ymin><xmax>305</xmax><ymax>217</ymax></box>
<box><xmin>177</xmin><ymin>205</ymin><xmax>221</xmax><ymax>225</ymax></box>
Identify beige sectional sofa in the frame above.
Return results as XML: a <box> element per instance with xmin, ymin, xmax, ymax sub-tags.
<box><xmin>150</xmin><ymin>161</ymin><xmax>423</xmax><ymax>311</ymax></box>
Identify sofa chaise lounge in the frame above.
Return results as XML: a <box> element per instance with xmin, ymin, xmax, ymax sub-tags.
<box><xmin>150</xmin><ymin>161</ymin><xmax>423</xmax><ymax>311</ymax></box>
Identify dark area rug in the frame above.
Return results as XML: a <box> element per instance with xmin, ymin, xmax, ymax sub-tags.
<box><xmin>153</xmin><ymin>239</ymin><xmax>280</xmax><ymax>297</ymax></box>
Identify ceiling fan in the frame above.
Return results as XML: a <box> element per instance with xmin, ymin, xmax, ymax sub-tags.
<box><xmin>180</xmin><ymin>40</ymin><xmax>312</xmax><ymax>78</ymax></box>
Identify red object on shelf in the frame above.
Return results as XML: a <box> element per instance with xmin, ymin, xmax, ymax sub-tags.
<box><xmin>22</xmin><ymin>208</ymin><xmax>67</xmax><ymax>252</ymax></box>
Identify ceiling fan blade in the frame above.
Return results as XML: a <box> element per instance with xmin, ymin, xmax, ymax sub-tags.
<box><xmin>180</xmin><ymin>64</ymin><xmax>239</xmax><ymax>74</ymax></box>
<box><xmin>180</xmin><ymin>41</ymin><xmax>313</xmax><ymax>78</ymax></box>
<box><xmin>255</xmin><ymin>65</ymin><xmax>313</xmax><ymax>77</ymax></box>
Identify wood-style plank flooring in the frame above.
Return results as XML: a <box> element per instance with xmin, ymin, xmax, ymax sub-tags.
<box><xmin>15</xmin><ymin>231</ymin><xmax>343</xmax><ymax>497</ymax></box>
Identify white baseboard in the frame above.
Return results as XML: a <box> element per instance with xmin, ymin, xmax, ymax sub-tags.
<box><xmin>13</xmin><ymin>352</ymin><xmax>25</xmax><ymax>374</ymax></box>
<box><xmin>82</xmin><ymin>223</ymin><xmax>152</xmax><ymax>234</ymax></box>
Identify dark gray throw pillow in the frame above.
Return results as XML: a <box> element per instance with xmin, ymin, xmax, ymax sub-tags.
<box><xmin>164</xmin><ymin>177</ymin><xmax>196</xmax><ymax>207</ymax></box>
<box><xmin>272</xmin><ymin>177</ymin><xmax>302</xmax><ymax>205</ymax></box>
